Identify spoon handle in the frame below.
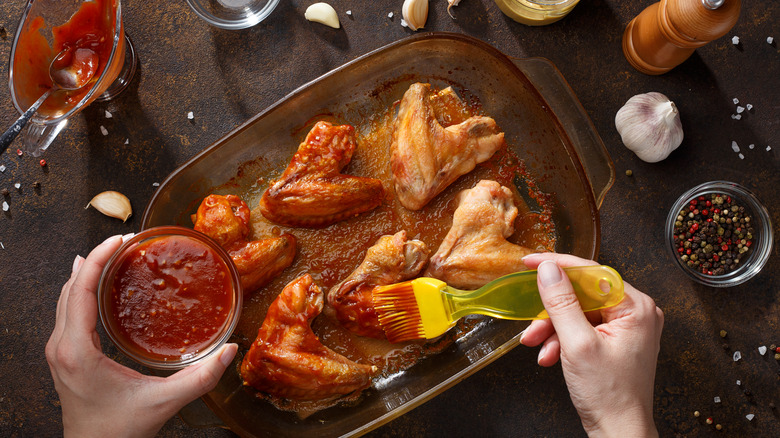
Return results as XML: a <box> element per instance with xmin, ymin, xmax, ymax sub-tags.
<box><xmin>0</xmin><ymin>88</ymin><xmax>54</xmax><ymax>155</ymax></box>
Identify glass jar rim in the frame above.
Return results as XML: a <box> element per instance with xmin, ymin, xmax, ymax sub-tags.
<box><xmin>97</xmin><ymin>226</ymin><xmax>243</xmax><ymax>369</ymax></box>
<box><xmin>666</xmin><ymin>181</ymin><xmax>773</xmax><ymax>287</ymax></box>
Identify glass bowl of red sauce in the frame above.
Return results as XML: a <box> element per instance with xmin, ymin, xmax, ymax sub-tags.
<box><xmin>98</xmin><ymin>226</ymin><xmax>242</xmax><ymax>370</ymax></box>
<box><xmin>666</xmin><ymin>181</ymin><xmax>773</xmax><ymax>287</ymax></box>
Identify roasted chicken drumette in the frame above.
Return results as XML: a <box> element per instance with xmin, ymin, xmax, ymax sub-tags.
<box><xmin>259</xmin><ymin>121</ymin><xmax>385</xmax><ymax>228</ymax></box>
<box><xmin>425</xmin><ymin>180</ymin><xmax>533</xmax><ymax>289</ymax></box>
<box><xmin>391</xmin><ymin>83</ymin><xmax>505</xmax><ymax>211</ymax></box>
<box><xmin>193</xmin><ymin>194</ymin><xmax>296</xmax><ymax>295</ymax></box>
<box><xmin>241</xmin><ymin>274</ymin><xmax>377</xmax><ymax>401</ymax></box>
<box><xmin>328</xmin><ymin>231</ymin><xmax>429</xmax><ymax>339</ymax></box>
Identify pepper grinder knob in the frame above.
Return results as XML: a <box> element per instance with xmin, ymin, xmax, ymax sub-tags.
<box><xmin>622</xmin><ymin>0</ymin><xmax>741</xmax><ymax>75</ymax></box>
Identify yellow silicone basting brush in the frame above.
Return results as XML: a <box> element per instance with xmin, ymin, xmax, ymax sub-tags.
<box><xmin>372</xmin><ymin>266</ymin><xmax>624</xmax><ymax>343</ymax></box>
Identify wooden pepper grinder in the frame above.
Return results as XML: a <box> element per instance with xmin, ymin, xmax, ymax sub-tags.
<box><xmin>622</xmin><ymin>0</ymin><xmax>741</xmax><ymax>75</ymax></box>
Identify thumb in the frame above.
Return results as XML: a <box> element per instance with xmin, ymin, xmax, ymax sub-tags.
<box><xmin>536</xmin><ymin>261</ymin><xmax>596</xmax><ymax>344</ymax></box>
<box><xmin>158</xmin><ymin>343</ymin><xmax>238</xmax><ymax>408</ymax></box>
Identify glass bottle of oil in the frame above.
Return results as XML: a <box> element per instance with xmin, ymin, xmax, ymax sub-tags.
<box><xmin>494</xmin><ymin>0</ymin><xmax>580</xmax><ymax>26</ymax></box>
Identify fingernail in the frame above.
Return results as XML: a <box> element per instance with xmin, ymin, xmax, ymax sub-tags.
<box><xmin>521</xmin><ymin>253</ymin><xmax>539</xmax><ymax>261</ymax></box>
<box><xmin>122</xmin><ymin>233</ymin><xmax>136</xmax><ymax>243</ymax></box>
<box><xmin>102</xmin><ymin>234</ymin><xmax>122</xmax><ymax>245</ymax></box>
<box><xmin>537</xmin><ymin>260</ymin><xmax>562</xmax><ymax>287</ymax></box>
<box><xmin>537</xmin><ymin>343</ymin><xmax>548</xmax><ymax>363</ymax></box>
<box><xmin>219</xmin><ymin>343</ymin><xmax>237</xmax><ymax>367</ymax></box>
<box><xmin>519</xmin><ymin>328</ymin><xmax>528</xmax><ymax>345</ymax></box>
<box><xmin>72</xmin><ymin>255</ymin><xmax>84</xmax><ymax>273</ymax></box>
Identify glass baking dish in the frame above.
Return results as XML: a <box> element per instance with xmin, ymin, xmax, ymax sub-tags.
<box><xmin>141</xmin><ymin>32</ymin><xmax>614</xmax><ymax>437</ymax></box>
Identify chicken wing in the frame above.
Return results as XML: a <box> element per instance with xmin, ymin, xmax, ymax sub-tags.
<box><xmin>259</xmin><ymin>121</ymin><xmax>385</xmax><ymax>228</ymax></box>
<box><xmin>328</xmin><ymin>231</ymin><xmax>429</xmax><ymax>338</ymax></box>
<box><xmin>425</xmin><ymin>180</ymin><xmax>532</xmax><ymax>289</ymax></box>
<box><xmin>193</xmin><ymin>194</ymin><xmax>296</xmax><ymax>295</ymax></box>
<box><xmin>241</xmin><ymin>274</ymin><xmax>377</xmax><ymax>401</ymax></box>
<box><xmin>391</xmin><ymin>83</ymin><xmax>505</xmax><ymax>211</ymax></box>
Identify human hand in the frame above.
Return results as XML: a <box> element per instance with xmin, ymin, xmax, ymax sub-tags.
<box><xmin>45</xmin><ymin>235</ymin><xmax>238</xmax><ymax>438</ymax></box>
<box><xmin>520</xmin><ymin>253</ymin><xmax>663</xmax><ymax>438</ymax></box>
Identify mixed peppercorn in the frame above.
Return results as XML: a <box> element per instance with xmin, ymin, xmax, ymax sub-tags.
<box><xmin>672</xmin><ymin>193</ymin><xmax>754</xmax><ymax>276</ymax></box>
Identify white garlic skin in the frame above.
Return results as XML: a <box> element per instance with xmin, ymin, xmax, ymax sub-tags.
<box><xmin>402</xmin><ymin>0</ymin><xmax>428</xmax><ymax>31</ymax></box>
<box><xmin>615</xmin><ymin>92</ymin><xmax>683</xmax><ymax>163</ymax></box>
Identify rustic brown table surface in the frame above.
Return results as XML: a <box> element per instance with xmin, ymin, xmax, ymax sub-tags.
<box><xmin>1</xmin><ymin>1</ymin><xmax>778</xmax><ymax>437</ymax></box>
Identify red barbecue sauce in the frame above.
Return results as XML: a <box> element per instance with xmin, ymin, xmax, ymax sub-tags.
<box><xmin>13</xmin><ymin>0</ymin><xmax>121</xmax><ymax>117</ymax></box>
<box><xmin>110</xmin><ymin>236</ymin><xmax>233</xmax><ymax>360</ymax></box>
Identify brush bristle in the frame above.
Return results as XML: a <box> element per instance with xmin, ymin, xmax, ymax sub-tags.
<box><xmin>372</xmin><ymin>281</ymin><xmax>426</xmax><ymax>343</ymax></box>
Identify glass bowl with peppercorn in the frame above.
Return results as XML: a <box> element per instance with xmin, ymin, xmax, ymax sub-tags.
<box><xmin>666</xmin><ymin>181</ymin><xmax>773</xmax><ymax>287</ymax></box>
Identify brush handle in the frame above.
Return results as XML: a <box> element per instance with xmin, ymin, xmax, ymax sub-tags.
<box><xmin>445</xmin><ymin>266</ymin><xmax>624</xmax><ymax>321</ymax></box>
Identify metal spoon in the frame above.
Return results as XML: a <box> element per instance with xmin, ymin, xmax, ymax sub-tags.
<box><xmin>1</xmin><ymin>47</ymin><xmax>99</xmax><ymax>153</ymax></box>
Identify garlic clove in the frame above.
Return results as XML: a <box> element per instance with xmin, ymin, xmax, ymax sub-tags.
<box><xmin>305</xmin><ymin>3</ymin><xmax>340</xmax><ymax>29</ymax></box>
<box><xmin>447</xmin><ymin>0</ymin><xmax>462</xmax><ymax>19</ymax></box>
<box><xmin>615</xmin><ymin>92</ymin><xmax>683</xmax><ymax>163</ymax></box>
<box><xmin>402</xmin><ymin>0</ymin><xmax>428</xmax><ymax>31</ymax></box>
<box><xmin>86</xmin><ymin>191</ymin><xmax>132</xmax><ymax>222</ymax></box>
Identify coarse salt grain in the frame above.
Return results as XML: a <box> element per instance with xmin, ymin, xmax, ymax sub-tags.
<box><xmin>736</xmin><ymin>379</ymin><xmax>741</xmax><ymax>386</ymax></box>
<box><xmin>2</xmin><ymin>201</ymin><xmax>8</xmax><ymax>211</ymax></box>
<box><xmin>732</xmin><ymin>98</ymin><xmax>739</xmax><ymax>104</ymax></box>
<box><xmin>735</xmin><ymin>114</ymin><xmax>742</xmax><ymax>120</ymax></box>
<box><xmin>0</xmin><ymin>165</ymin><xmax>5</xmax><ymax>172</ymax></box>
<box><xmin>388</xmin><ymin>12</ymin><xmax>393</xmax><ymax>18</ymax></box>
<box><xmin>731</xmin><ymin>114</ymin><xmax>737</xmax><ymax>119</ymax></box>
<box><xmin>733</xmin><ymin>350</ymin><xmax>742</xmax><ymax>361</ymax></box>
<box><xmin>346</xmin><ymin>10</ymin><xmax>351</xmax><ymax>15</ymax></box>
<box><xmin>759</xmin><ymin>346</ymin><xmax>767</xmax><ymax>355</ymax></box>
<box><xmin>105</xmin><ymin>110</ymin><xmax>112</xmax><ymax>118</ymax></box>
<box><xmin>14</xmin><ymin>183</ymin><xmax>20</xmax><ymax>189</ymax></box>
<box><xmin>749</xmin><ymin>144</ymin><xmax>755</xmax><ymax>149</ymax></box>
<box><xmin>767</xmin><ymin>146</ymin><xmax>772</xmax><ymax>151</ymax></box>
<box><xmin>152</xmin><ymin>182</ymin><xmax>160</xmax><ymax>187</ymax></box>
<box><xmin>714</xmin><ymin>396</ymin><xmax>721</xmax><ymax>403</ymax></box>
<box><xmin>0</xmin><ymin>242</ymin><xmax>4</xmax><ymax>249</ymax></box>
<box><xmin>732</xmin><ymin>36</ymin><xmax>740</xmax><ymax>45</ymax></box>
<box><xmin>746</xmin><ymin>414</ymin><xmax>754</xmax><ymax>421</ymax></box>
<box><xmin>731</xmin><ymin>141</ymin><xmax>740</xmax><ymax>152</ymax></box>
<box><xmin>738</xmin><ymin>153</ymin><xmax>744</xmax><ymax>160</ymax></box>
<box><xmin>401</xmin><ymin>19</ymin><xmax>407</xmax><ymax>27</ymax></box>
<box><xmin>187</xmin><ymin>111</ymin><xmax>194</xmax><ymax>120</ymax></box>
<box><xmin>768</xmin><ymin>37</ymin><xmax>774</xmax><ymax>44</ymax></box>
<box><xmin>100</xmin><ymin>125</ymin><xmax>108</xmax><ymax>136</ymax></box>
<box><xmin>736</xmin><ymin>106</ymin><xmax>744</xmax><ymax>113</ymax></box>
<box><xmin>746</xmin><ymin>104</ymin><xmax>753</xmax><ymax>110</ymax></box>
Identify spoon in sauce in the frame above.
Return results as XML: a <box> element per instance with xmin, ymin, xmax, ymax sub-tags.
<box><xmin>0</xmin><ymin>46</ymin><xmax>98</xmax><ymax>153</ymax></box>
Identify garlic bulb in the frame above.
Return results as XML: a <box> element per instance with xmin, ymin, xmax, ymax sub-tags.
<box><xmin>615</xmin><ymin>92</ymin><xmax>683</xmax><ymax>163</ymax></box>
<box><xmin>86</xmin><ymin>191</ymin><xmax>132</xmax><ymax>222</ymax></box>
<box><xmin>402</xmin><ymin>0</ymin><xmax>428</xmax><ymax>31</ymax></box>
<box><xmin>305</xmin><ymin>3</ymin><xmax>340</xmax><ymax>29</ymax></box>
<box><xmin>447</xmin><ymin>0</ymin><xmax>462</xmax><ymax>19</ymax></box>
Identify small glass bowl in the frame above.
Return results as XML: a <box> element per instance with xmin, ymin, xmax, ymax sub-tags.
<box><xmin>184</xmin><ymin>0</ymin><xmax>279</xmax><ymax>30</ymax></box>
<box><xmin>666</xmin><ymin>181</ymin><xmax>773</xmax><ymax>287</ymax></box>
<box><xmin>98</xmin><ymin>226</ymin><xmax>242</xmax><ymax>370</ymax></box>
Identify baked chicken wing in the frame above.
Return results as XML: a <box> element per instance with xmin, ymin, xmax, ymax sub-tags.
<box><xmin>328</xmin><ymin>231</ymin><xmax>429</xmax><ymax>338</ymax></box>
<box><xmin>425</xmin><ymin>180</ymin><xmax>532</xmax><ymax>289</ymax></box>
<box><xmin>193</xmin><ymin>194</ymin><xmax>296</xmax><ymax>295</ymax></box>
<box><xmin>241</xmin><ymin>274</ymin><xmax>377</xmax><ymax>401</ymax></box>
<box><xmin>259</xmin><ymin>121</ymin><xmax>385</xmax><ymax>228</ymax></box>
<box><xmin>391</xmin><ymin>83</ymin><xmax>505</xmax><ymax>211</ymax></box>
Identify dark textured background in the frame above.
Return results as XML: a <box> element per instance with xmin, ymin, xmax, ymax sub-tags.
<box><xmin>0</xmin><ymin>1</ymin><xmax>778</xmax><ymax>436</ymax></box>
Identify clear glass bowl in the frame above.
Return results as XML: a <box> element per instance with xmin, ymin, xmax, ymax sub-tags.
<box><xmin>666</xmin><ymin>181</ymin><xmax>773</xmax><ymax>287</ymax></box>
<box><xmin>184</xmin><ymin>0</ymin><xmax>279</xmax><ymax>30</ymax></box>
<box><xmin>98</xmin><ymin>226</ymin><xmax>243</xmax><ymax>370</ymax></box>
